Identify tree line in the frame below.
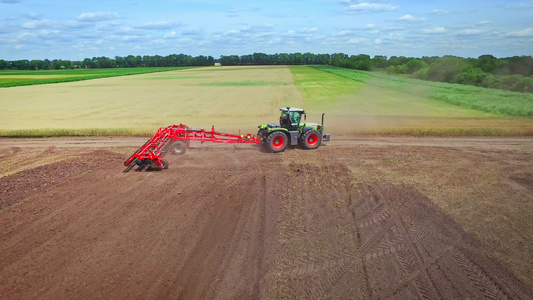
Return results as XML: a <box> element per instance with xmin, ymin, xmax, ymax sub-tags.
<box><xmin>381</xmin><ymin>54</ymin><xmax>533</xmax><ymax>93</ymax></box>
<box><xmin>0</xmin><ymin>54</ymin><xmax>215</xmax><ymax>70</ymax></box>
<box><xmin>1</xmin><ymin>52</ymin><xmax>532</xmax><ymax>93</ymax></box>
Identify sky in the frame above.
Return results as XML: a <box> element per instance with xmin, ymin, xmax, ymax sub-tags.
<box><xmin>0</xmin><ymin>0</ymin><xmax>532</xmax><ymax>61</ymax></box>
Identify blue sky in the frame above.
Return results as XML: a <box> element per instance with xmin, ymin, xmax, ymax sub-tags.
<box><xmin>1</xmin><ymin>0</ymin><xmax>532</xmax><ymax>60</ymax></box>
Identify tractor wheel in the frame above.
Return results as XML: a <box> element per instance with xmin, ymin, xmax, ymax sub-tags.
<box><xmin>266</xmin><ymin>131</ymin><xmax>288</xmax><ymax>153</ymax></box>
<box><xmin>171</xmin><ymin>141</ymin><xmax>187</xmax><ymax>155</ymax></box>
<box><xmin>161</xmin><ymin>159</ymin><xmax>169</xmax><ymax>169</ymax></box>
<box><xmin>176</xmin><ymin>133</ymin><xmax>191</xmax><ymax>147</ymax></box>
<box><xmin>301</xmin><ymin>129</ymin><xmax>322</xmax><ymax>149</ymax></box>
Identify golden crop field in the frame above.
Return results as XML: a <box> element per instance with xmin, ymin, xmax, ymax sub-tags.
<box><xmin>0</xmin><ymin>66</ymin><xmax>303</xmax><ymax>136</ymax></box>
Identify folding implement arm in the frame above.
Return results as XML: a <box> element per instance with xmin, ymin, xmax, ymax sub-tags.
<box><xmin>123</xmin><ymin>124</ymin><xmax>260</xmax><ymax>172</ymax></box>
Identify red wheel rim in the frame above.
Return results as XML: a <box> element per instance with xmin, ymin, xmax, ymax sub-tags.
<box><xmin>307</xmin><ymin>134</ymin><xmax>318</xmax><ymax>147</ymax></box>
<box><xmin>272</xmin><ymin>136</ymin><xmax>285</xmax><ymax>149</ymax></box>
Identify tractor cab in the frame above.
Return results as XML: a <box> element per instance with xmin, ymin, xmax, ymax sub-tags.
<box><xmin>280</xmin><ymin>107</ymin><xmax>305</xmax><ymax>130</ymax></box>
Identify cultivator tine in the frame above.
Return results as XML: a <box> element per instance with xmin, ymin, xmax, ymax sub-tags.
<box><xmin>123</xmin><ymin>162</ymin><xmax>136</xmax><ymax>173</ymax></box>
<box><xmin>136</xmin><ymin>165</ymin><xmax>149</xmax><ymax>172</ymax></box>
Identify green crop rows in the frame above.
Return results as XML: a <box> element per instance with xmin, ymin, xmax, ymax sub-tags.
<box><xmin>0</xmin><ymin>67</ymin><xmax>196</xmax><ymax>87</ymax></box>
<box><xmin>312</xmin><ymin>65</ymin><xmax>533</xmax><ymax>118</ymax></box>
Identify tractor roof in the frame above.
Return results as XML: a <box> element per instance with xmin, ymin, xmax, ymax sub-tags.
<box><xmin>280</xmin><ymin>107</ymin><xmax>305</xmax><ymax>113</ymax></box>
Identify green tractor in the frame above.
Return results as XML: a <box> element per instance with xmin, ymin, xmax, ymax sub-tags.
<box><xmin>257</xmin><ymin>107</ymin><xmax>331</xmax><ymax>153</ymax></box>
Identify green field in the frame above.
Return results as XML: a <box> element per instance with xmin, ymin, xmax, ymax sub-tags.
<box><xmin>290</xmin><ymin>65</ymin><xmax>532</xmax><ymax>135</ymax></box>
<box><xmin>312</xmin><ymin>65</ymin><xmax>533</xmax><ymax>118</ymax></box>
<box><xmin>0</xmin><ymin>67</ymin><xmax>196</xmax><ymax>87</ymax></box>
<box><xmin>0</xmin><ymin>65</ymin><xmax>532</xmax><ymax>137</ymax></box>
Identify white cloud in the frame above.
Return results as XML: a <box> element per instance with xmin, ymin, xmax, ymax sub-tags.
<box><xmin>505</xmin><ymin>28</ymin><xmax>533</xmax><ymax>37</ymax></box>
<box><xmin>504</xmin><ymin>2</ymin><xmax>533</xmax><ymax>9</ymax></box>
<box><xmin>164</xmin><ymin>31</ymin><xmax>179</xmax><ymax>38</ymax></box>
<box><xmin>226</xmin><ymin>5</ymin><xmax>260</xmax><ymax>18</ymax></box>
<box><xmin>228</xmin><ymin>5</ymin><xmax>260</xmax><ymax>13</ymax></box>
<box><xmin>76</xmin><ymin>12</ymin><xmax>119</xmax><ymax>22</ymax></box>
<box><xmin>22</xmin><ymin>19</ymin><xmax>59</xmax><ymax>30</ymax></box>
<box><xmin>8</xmin><ymin>13</ymin><xmax>42</xmax><ymax>20</ymax></box>
<box><xmin>476</xmin><ymin>20</ymin><xmax>492</xmax><ymax>26</ymax></box>
<box><xmin>135</xmin><ymin>21</ymin><xmax>182</xmax><ymax>30</ymax></box>
<box><xmin>345</xmin><ymin>2</ymin><xmax>399</xmax><ymax>13</ymax></box>
<box><xmin>348</xmin><ymin>37</ymin><xmax>369</xmax><ymax>44</ymax></box>
<box><xmin>423</xmin><ymin>27</ymin><xmax>446</xmax><ymax>34</ymax></box>
<box><xmin>182</xmin><ymin>28</ymin><xmax>204</xmax><ymax>36</ymax></box>
<box><xmin>458</xmin><ymin>29</ymin><xmax>484</xmax><ymax>36</ymax></box>
<box><xmin>398</xmin><ymin>15</ymin><xmax>425</xmax><ymax>22</ymax></box>
<box><xmin>301</xmin><ymin>27</ymin><xmax>318</xmax><ymax>33</ymax></box>
<box><xmin>429</xmin><ymin>9</ymin><xmax>450</xmax><ymax>15</ymax></box>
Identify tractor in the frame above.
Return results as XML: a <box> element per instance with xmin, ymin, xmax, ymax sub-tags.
<box><xmin>123</xmin><ymin>107</ymin><xmax>330</xmax><ymax>171</ymax></box>
<box><xmin>257</xmin><ymin>107</ymin><xmax>330</xmax><ymax>152</ymax></box>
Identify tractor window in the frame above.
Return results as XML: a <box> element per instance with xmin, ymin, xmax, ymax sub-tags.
<box><xmin>289</xmin><ymin>112</ymin><xmax>301</xmax><ymax>126</ymax></box>
<box><xmin>280</xmin><ymin>111</ymin><xmax>290</xmax><ymax>127</ymax></box>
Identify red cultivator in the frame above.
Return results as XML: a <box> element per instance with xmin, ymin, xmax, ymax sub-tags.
<box><xmin>123</xmin><ymin>124</ymin><xmax>260</xmax><ymax>172</ymax></box>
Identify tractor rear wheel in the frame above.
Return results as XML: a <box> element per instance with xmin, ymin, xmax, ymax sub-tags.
<box><xmin>301</xmin><ymin>129</ymin><xmax>322</xmax><ymax>149</ymax></box>
<box><xmin>171</xmin><ymin>141</ymin><xmax>187</xmax><ymax>155</ymax></box>
<box><xmin>266</xmin><ymin>131</ymin><xmax>288</xmax><ymax>153</ymax></box>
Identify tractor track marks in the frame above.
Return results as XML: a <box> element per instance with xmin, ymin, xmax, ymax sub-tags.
<box><xmin>349</xmin><ymin>183</ymin><xmax>532</xmax><ymax>299</ymax></box>
<box><xmin>1</xmin><ymin>142</ymin><xmax>532</xmax><ymax>299</ymax></box>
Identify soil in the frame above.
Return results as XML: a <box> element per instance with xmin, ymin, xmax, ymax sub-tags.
<box><xmin>1</xmin><ymin>136</ymin><xmax>532</xmax><ymax>299</ymax></box>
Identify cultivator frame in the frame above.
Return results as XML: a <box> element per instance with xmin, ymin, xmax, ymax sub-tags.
<box><xmin>123</xmin><ymin>124</ymin><xmax>260</xmax><ymax>172</ymax></box>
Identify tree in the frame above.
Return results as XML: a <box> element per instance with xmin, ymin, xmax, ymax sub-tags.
<box><xmin>253</xmin><ymin>52</ymin><xmax>270</xmax><ymax>65</ymax></box>
<box><xmin>240</xmin><ymin>54</ymin><xmax>253</xmax><ymax>65</ymax></box>
<box><xmin>372</xmin><ymin>55</ymin><xmax>387</xmax><ymax>69</ymax></box>
<box><xmin>193</xmin><ymin>55</ymin><xmax>213</xmax><ymax>66</ymax></box>
<box><xmin>29</xmin><ymin>60</ymin><xmax>43</xmax><ymax>70</ymax></box>
<box><xmin>387</xmin><ymin>56</ymin><xmax>401</xmax><ymax>67</ymax></box>
<box><xmin>454</xmin><ymin>65</ymin><xmax>486</xmax><ymax>85</ymax></box>
<box><xmin>315</xmin><ymin>54</ymin><xmax>330</xmax><ymax>65</ymax></box>
<box><xmin>219</xmin><ymin>55</ymin><xmax>240</xmax><ymax>65</ymax></box>
<box><xmin>114</xmin><ymin>56</ymin><xmax>125</xmax><ymax>68</ymax></box>
<box><xmin>302</xmin><ymin>52</ymin><xmax>316</xmax><ymax>64</ymax></box>
<box><xmin>290</xmin><ymin>53</ymin><xmax>305</xmax><ymax>65</ymax></box>
<box><xmin>406</xmin><ymin>59</ymin><xmax>428</xmax><ymax>74</ymax></box>
<box><xmin>329</xmin><ymin>53</ymin><xmax>349</xmax><ymax>67</ymax></box>
<box><xmin>425</xmin><ymin>56</ymin><xmax>468</xmax><ymax>82</ymax></box>
<box><xmin>352</xmin><ymin>54</ymin><xmax>372</xmax><ymax>70</ymax></box>
<box><xmin>277</xmin><ymin>53</ymin><xmax>291</xmax><ymax>65</ymax></box>
<box><xmin>500</xmin><ymin>56</ymin><xmax>533</xmax><ymax>76</ymax></box>
<box><xmin>475</xmin><ymin>54</ymin><xmax>507</xmax><ymax>73</ymax></box>
<box><xmin>11</xmin><ymin>60</ymin><xmax>29</xmax><ymax>70</ymax></box>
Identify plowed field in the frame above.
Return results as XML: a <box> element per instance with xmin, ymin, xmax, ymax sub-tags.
<box><xmin>1</xmin><ymin>137</ymin><xmax>532</xmax><ymax>299</ymax></box>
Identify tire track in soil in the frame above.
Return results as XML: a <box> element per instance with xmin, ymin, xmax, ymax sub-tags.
<box><xmin>1</xmin><ymin>144</ymin><xmax>533</xmax><ymax>299</ymax></box>
<box><xmin>267</xmin><ymin>161</ymin><xmax>370</xmax><ymax>299</ymax></box>
<box><xmin>165</xmin><ymin>163</ymin><xmax>283</xmax><ymax>299</ymax></box>
<box><xmin>351</xmin><ymin>182</ymin><xmax>533</xmax><ymax>300</ymax></box>
<box><xmin>251</xmin><ymin>174</ymin><xmax>267</xmax><ymax>298</ymax></box>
